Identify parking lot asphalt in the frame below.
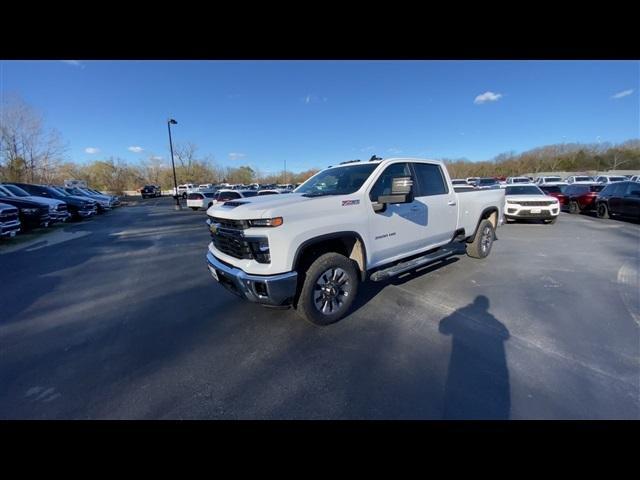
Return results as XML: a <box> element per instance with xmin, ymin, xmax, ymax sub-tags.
<box><xmin>1</xmin><ymin>197</ymin><xmax>638</xmax><ymax>419</ymax></box>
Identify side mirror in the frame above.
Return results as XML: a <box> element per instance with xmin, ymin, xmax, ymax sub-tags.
<box><xmin>378</xmin><ymin>176</ymin><xmax>414</xmax><ymax>205</ymax></box>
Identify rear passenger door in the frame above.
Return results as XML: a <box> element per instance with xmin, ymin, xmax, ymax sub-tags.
<box><xmin>607</xmin><ymin>183</ymin><xmax>624</xmax><ymax>214</ymax></box>
<box><xmin>623</xmin><ymin>182</ymin><xmax>640</xmax><ymax>217</ymax></box>
<box><xmin>411</xmin><ymin>162</ymin><xmax>458</xmax><ymax>246</ymax></box>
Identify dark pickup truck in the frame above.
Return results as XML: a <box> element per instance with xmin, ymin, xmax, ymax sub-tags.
<box><xmin>6</xmin><ymin>183</ymin><xmax>98</xmax><ymax>220</ymax></box>
<box><xmin>140</xmin><ymin>185</ymin><xmax>161</xmax><ymax>199</ymax></box>
<box><xmin>0</xmin><ymin>202</ymin><xmax>21</xmax><ymax>238</ymax></box>
<box><xmin>0</xmin><ymin>195</ymin><xmax>51</xmax><ymax>230</ymax></box>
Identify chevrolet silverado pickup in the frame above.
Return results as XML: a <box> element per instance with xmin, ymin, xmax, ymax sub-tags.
<box><xmin>205</xmin><ymin>157</ymin><xmax>505</xmax><ymax>325</ymax></box>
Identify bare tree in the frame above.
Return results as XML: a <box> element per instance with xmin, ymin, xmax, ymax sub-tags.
<box><xmin>0</xmin><ymin>95</ymin><xmax>67</xmax><ymax>183</ymax></box>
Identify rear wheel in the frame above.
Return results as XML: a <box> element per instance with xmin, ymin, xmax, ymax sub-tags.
<box><xmin>190</xmin><ymin>207</ymin><xmax>198</xmax><ymax>211</ymax></box>
<box><xmin>295</xmin><ymin>252</ymin><xmax>359</xmax><ymax>326</ymax></box>
<box><xmin>597</xmin><ymin>203</ymin><xmax>610</xmax><ymax>219</ymax></box>
<box><xmin>466</xmin><ymin>219</ymin><xmax>495</xmax><ymax>259</ymax></box>
<box><xmin>569</xmin><ymin>201</ymin><xmax>580</xmax><ymax>214</ymax></box>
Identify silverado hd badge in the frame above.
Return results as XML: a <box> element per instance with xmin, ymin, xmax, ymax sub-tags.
<box><xmin>342</xmin><ymin>199</ymin><xmax>360</xmax><ymax>206</ymax></box>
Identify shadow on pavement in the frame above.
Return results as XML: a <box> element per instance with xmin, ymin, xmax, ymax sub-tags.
<box><xmin>438</xmin><ymin>295</ymin><xmax>511</xmax><ymax>419</ymax></box>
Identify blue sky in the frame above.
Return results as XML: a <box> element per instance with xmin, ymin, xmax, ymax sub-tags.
<box><xmin>1</xmin><ymin>60</ymin><xmax>638</xmax><ymax>173</ymax></box>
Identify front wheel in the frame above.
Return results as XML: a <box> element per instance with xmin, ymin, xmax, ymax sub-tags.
<box><xmin>466</xmin><ymin>219</ymin><xmax>495</xmax><ymax>259</ymax></box>
<box><xmin>569</xmin><ymin>201</ymin><xmax>580</xmax><ymax>214</ymax></box>
<box><xmin>295</xmin><ymin>252</ymin><xmax>359</xmax><ymax>326</ymax></box>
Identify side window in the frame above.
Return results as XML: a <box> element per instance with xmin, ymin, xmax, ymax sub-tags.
<box><xmin>624</xmin><ymin>183</ymin><xmax>640</xmax><ymax>196</ymax></box>
<box><xmin>412</xmin><ymin>163</ymin><xmax>448</xmax><ymax>196</ymax></box>
<box><xmin>369</xmin><ymin>163</ymin><xmax>412</xmax><ymax>202</ymax></box>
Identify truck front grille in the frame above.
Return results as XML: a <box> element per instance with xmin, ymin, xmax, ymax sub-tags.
<box><xmin>0</xmin><ymin>208</ymin><xmax>19</xmax><ymax>223</ymax></box>
<box><xmin>518</xmin><ymin>201</ymin><xmax>554</xmax><ymax>206</ymax></box>
<box><xmin>212</xmin><ymin>228</ymin><xmax>253</xmax><ymax>260</ymax></box>
<box><xmin>208</xmin><ymin>216</ymin><xmax>249</xmax><ymax>230</ymax></box>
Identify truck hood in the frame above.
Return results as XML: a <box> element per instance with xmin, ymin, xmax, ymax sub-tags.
<box><xmin>207</xmin><ymin>193</ymin><xmax>349</xmax><ymax>219</ymax></box>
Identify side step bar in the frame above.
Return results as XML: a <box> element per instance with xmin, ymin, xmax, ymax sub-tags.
<box><xmin>369</xmin><ymin>245</ymin><xmax>458</xmax><ymax>283</ymax></box>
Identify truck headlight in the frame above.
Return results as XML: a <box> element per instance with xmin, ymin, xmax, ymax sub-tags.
<box><xmin>248</xmin><ymin>237</ymin><xmax>271</xmax><ymax>263</ymax></box>
<box><xmin>249</xmin><ymin>217</ymin><xmax>283</xmax><ymax>227</ymax></box>
<box><xmin>505</xmin><ymin>200</ymin><xmax>519</xmax><ymax>205</ymax></box>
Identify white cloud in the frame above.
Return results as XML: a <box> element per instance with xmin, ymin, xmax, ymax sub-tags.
<box><xmin>128</xmin><ymin>146</ymin><xmax>144</xmax><ymax>153</ymax></box>
<box><xmin>85</xmin><ymin>147</ymin><xmax>99</xmax><ymax>154</ymax></box>
<box><xmin>611</xmin><ymin>89</ymin><xmax>634</xmax><ymax>99</ymax></box>
<box><xmin>61</xmin><ymin>60</ymin><xmax>84</xmax><ymax>68</ymax></box>
<box><xmin>474</xmin><ymin>91</ymin><xmax>503</xmax><ymax>104</ymax></box>
<box><xmin>387</xmin><ymin>148</ymin><xmax>403</xmax><ymax>154</ymax></box>
<box><xmin>303</xmin><ymin>94</ymin><xmax>326</xmax><ymax>104</ymax></box>
<box><xmin>229</xmin><ymin>152</ymin><xmax>246</xmax><ymax>161</ymax></box>
<box><xmin>150</xmin><ymin>155</ymin><xmax>163</xmax><ymax>161</ymax></box>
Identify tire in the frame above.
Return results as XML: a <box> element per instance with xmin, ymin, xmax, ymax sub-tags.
<box><xmin>569</xmin><ymin>201</ymin><xmax>580</xmax><ymax>214</ymax></box>
<box><xmin>190</xmin><ymin>207</ymin><xmax>198</xmax><ymax>211</ymax></box>
<box><xmin>182</xmin><ymin>193</ymin><xmax>187</xmax><ymax>199</ymax></box>
<box><xmin>597</xmin><ymin>203</ymin><xmax>610</xmax><ymax>219</ymax></box>
<box><xmin>466</xmin><ymin>219</ymin><xmax>495</xmax><ymax>259</ymax></box>
<box><xmin>295</xmin><ymin>252</ymin><xmax>359</xmax><ymax>326</ymax></box>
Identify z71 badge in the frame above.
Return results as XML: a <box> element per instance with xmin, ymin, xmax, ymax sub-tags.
<box><xmin>342</xmin><ymin>199</ymin><xmax>360</xmax><ymax>206</ymax></box>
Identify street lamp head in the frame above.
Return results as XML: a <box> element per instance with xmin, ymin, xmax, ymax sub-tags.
<box><xmin>168</xmin><ymin>119</ymin><xmax>177</xmax><ymax>125</ymax></box>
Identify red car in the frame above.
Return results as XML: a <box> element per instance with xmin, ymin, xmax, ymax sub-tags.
<box><xmin>563</xmin><ymin>183</ymin><xmax>605</xmax><ymax>214</ymax></box>
<box><xmin>539</xmin><ymin>185</ymin><xmax>568</xmax><ymax>207</ymax></box>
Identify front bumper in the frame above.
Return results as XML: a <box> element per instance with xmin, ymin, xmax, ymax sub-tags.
<box><xmin>505</xmin><ymin>206</ymin><xmax>559</xmax><ymax>218</ymax></box>
<box><xmin>77</xmin><ymin>206</ymin><xmax>98</xmax><ymax>217</ymax></box>
<box><xmin>0</xmin><ymin>219</ymin><xmax>21</xmax><ymax>237</ymax></box>
<box><xmin>206</xmin><ymin>251</ymin><xmax>298</xmax><ymax>306</ymax></box>
<box><xmin>50</xmin><ymin>210</ymin><xmax>71</xmax><ymax>222</ymax></box>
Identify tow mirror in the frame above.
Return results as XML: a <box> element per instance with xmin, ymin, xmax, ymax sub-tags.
<box><xmin>378</xmin><ymin>176</ymin><xmax>413</xmax><ymax>205</ymax></box>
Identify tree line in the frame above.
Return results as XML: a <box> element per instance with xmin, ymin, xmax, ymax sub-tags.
<box><xmin>1</xmin><ymin>95</ymin><xmax>638</xmax><ymax>194</ymax></box>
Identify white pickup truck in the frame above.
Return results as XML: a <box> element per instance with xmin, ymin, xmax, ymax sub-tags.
<box><xmin>205</xmin><ymin>157</ymin><xmax>504</xmax><ymax>325</ymax></box>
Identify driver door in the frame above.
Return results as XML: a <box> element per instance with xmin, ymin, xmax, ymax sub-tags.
<box><xmin>367</xmin><ymin>162</ymin><xmax>428</xmax><ymax>268</ymax></box>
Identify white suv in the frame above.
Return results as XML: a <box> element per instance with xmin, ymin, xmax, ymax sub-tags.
<box><xmin>504</xmin><ymin>184</ymin><xmax>560</xmax><ymax>224</ymax></box>
<box><xmin>595</xmin><ymin>175</ymin><xmax>627</xmax><ymax>184</ymax></box>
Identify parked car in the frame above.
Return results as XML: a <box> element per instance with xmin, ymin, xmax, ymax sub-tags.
<box><xmin>140</xmin><ymin>185</ymin><xmax>161</xmax><ymax>198</ymax></box>
<box><xmin>503</xmin><ymin>185</ymin><xmax>560</xmax><ymax>224</ymax></box>
<box><xmin>0</xmin><ymin>194</ymin><xmax>51</xmax><ymax>230</ymax></box>
<box><xmin>176</xmin><ymin>184</ymin><xmax>198</xmax><ymax>199</ymax></box>
<box><xmin>595</xmin><ymin>181</ymin><xmax>640</xmax><ymax>220</ymax></box>
<box><xmin>535</xmin><ymin>176</ymin><xmax>564</xmax><ymax>185</ymax></box>
<box><xmin>565</xmin><ymin>175</ymin><xmax>595</xmax><ymax>184</ymax></box>
<box><xmin>207</xmin><ymin>189</ymin><xmax>259</xmax><ymax>208</ymax></box>
<box><xmin>62</xmin><ymin>187</ymin><xmax>113</xmax><ymax>212</ymax></box>
<box><xmin>8</xmin><ymin>183</ymin><xmax>98</xmax><ymax>219</ymax></box>
<box><xmin>0</xmin><ymin>202</ymin><xmax>21</xmax><ymax>238</ymax></box>
<box><xmin>475</xmin><ymin>178</ymin><xmax>500</xmax><ymax>189</ymax></box>
<box><xmin>539</xmin><ymin>184</ymin><xmax>569</xmax><ymax>208</ymax></box>
<box><xmin>563</xmin><ymin>183</ymin><xmax>606</xmax><ymax>214</ymax></box>
<box><xmin>466</xmin><ymin>177</ymin><xmax>480</xmax><ymax>186</ymax></box>
<box><xmin>506</xmin><ymin>176</ymin><xmax>532</xmax><ymax>184</ymax></box>
<box><xmin>0</xmin><ymin>184</ymin><xmax>70</xmax><ymax>223</ymax></box>
<box><xmin>186</xmin><ymin>191</ymin><xmax>219</xmax><ymax>211</ymax></box>
<box><xmin>205</xmin><ymin>158</ymin><xmax>505</xmax><ymax>325</ymax></box>
<box><xmin>451</xmin><ymin>179</ymin><xmax>469</xmax><ymax>186</ymax></box>
<box><xmin>629</xmin><ymin>175</ymin><xmax>640</xmax><ymax>182</ymax></box>
<box><xmin>595</xmin><ymin>175</ymin><xmax>627</xmax><ymax>184</ymax></box>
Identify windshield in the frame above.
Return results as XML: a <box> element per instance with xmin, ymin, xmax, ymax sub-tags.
<box><xmin>575</xmin><ymin>176</ymin><xmax>592</xmax><ymax>181</ymax></box>
<box><xmin>545</xmin><ymin>177</ymin><xmax>562</xmax><ymax>182</ymax></box>
<box><xmin>2</xmin><ymin>184</ymin><xmax>31</xmax><ymax>197</ymax></box>
<box><xmin>512</xmin><ymin>178</ymin><xmax>530</xmax><ymax>183</ymax></box>
<box><xmin>296</xmin><ymin>163</ymin><xmax>379</xmax><ymax>197</ymax></box>
<box><xmin>610</xmin><ymin>177</ymin><xmax>626</xmax><ymax>182</ymax></box>
<box><xmin>506</xmin><ymin>186</ymin><xmax>544</xmax><ymax>195</ymax></box>
<box><xmin>541</xmin><ymin>186</ymin><xmax>564</xmax><ymax>193</ymax></box>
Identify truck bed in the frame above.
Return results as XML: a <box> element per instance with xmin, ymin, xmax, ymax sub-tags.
<box><xmin>456</xmin><ymin>188</ymin><xmax>505</xmax><ymax>237</ymax></box>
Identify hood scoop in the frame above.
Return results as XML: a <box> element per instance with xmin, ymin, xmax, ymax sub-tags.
<box><xmin>222</xmin><ymin>201</ymin><xmax>248</xmax><ymax>208</ymax></box>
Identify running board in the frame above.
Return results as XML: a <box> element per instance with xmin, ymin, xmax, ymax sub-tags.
<box><xmin>369</xmin><ymin>246</ymin><xmax>458</xmax><ymax>282</ymax></box>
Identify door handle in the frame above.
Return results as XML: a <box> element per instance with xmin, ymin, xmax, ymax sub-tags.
<box><xmin>448</xmin><ymin>201</ymin><xmax>457</xmax><ymax>206</ymax></box>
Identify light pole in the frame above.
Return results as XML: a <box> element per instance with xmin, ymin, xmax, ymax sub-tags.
<box><xmin>167</xmin><ymin>118</ymin><xmax>181</xmax><ymax>210</ymax></box>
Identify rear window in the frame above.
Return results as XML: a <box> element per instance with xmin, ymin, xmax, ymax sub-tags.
<box><xmin>589</xmin><ymin>185</ymin><xmax>605</xmax><ymax>192</ymax></box>
<box><xmin>541</xmin><ymin>186</ymin><xmax>562</xmax><ymax>193</ymax></box>
<box><xmin>512</xmin><ymin>178</ymin><xmax>530</xmax><ymax>183</ymax></box>
<box><xmin>217</xmin><ymin>191</ymin><xmax>241</xmax><ymax>201</ymax></box>
<box><xmin>412</xmin><ymin>163</ymin><xmax>448</xmax><ymax>196</ymax></box>
<box><xmin>241</xmin><ymin>191</ymin><xmax>258</xmax><ymax>197</ymax></box>
<box><xmin>258</xmin><ymin>191</ymin><xmax>278</xmax><ymax>196</ymax></box>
